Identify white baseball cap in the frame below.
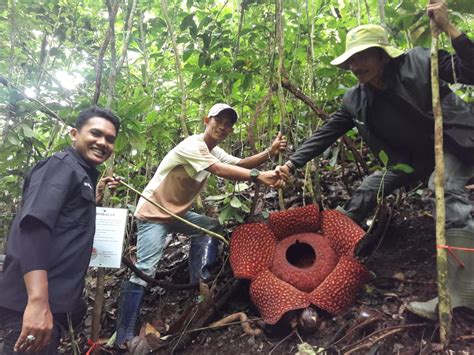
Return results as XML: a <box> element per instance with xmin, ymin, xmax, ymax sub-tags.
<box><xmin>207</xmin><ymin>103</ymin><xmax>238</xmax><ymax>123</ymax></box>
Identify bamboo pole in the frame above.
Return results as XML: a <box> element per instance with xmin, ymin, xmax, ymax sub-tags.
<box><xmin>275</xmin><ymin>0</ymin><xmax>286</xmax><ymax>211</ymax></box>
<box><xmin>429</xmin><ymin>3</ymin><xmax>451</xmax><ymax>343</ymax></box>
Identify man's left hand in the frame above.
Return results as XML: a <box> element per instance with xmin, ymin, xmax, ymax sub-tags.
<box><xmin>269</xmin><ymin>132</ymin><xmax>287</xmax><ymax>157</ymax></box>
<box><xmin>96</xmin><ymin>176</ymin><xmax>121</xmax><ymax>203</ymax></box>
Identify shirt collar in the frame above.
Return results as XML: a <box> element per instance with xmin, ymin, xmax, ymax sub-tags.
<box><xmin>66</xmin><ymin>147</ymin><xmax>100</xmax><ymax>181</ymax></box>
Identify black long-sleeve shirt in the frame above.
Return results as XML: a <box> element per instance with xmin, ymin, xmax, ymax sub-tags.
<box><xmin>288</xmin><ymin>33</ymin><xmax>474</xmax><ymax>171</ymax></box>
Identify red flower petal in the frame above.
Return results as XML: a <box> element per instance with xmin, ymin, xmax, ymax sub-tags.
<box><xmin>320</xmin><ymin>210</ymin><xmax>365</xmax><ymax>256</ymax></box>
<box><xmin>250</xmin><ymin>269</ymin><xmax>310</xmax><ymax>324</ymax></box>
<box><xmin>271</xmin><ymin>233</ymin><xmax>338</xmax><ymax>292</ymax></box>
<box><xmin>230</xmin><ymin>223</ymin><xmax>276</xmax><ymax>280</ymax></box>
<box><xmin>268</xmin><ymin>204</ymin><xmax>320</xmax><ymax>240</ymax></box>
<box><xmin>309</xmin><ymin>256</ymin><xmax>370</xmax><ymax>315</ymax></box>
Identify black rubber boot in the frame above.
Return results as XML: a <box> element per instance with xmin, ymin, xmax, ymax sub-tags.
<box><xmin>115</xmin><ymin>281</ymin><xmax>145</xmax><ymax>347</ymax></box>
<box><xmin>188</xmin><ymin>235</ymin><xmax>218</xmax><ymax>284</ymax></box>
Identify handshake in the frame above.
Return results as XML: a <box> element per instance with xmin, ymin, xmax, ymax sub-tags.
<box><xmin>253</xmin><ymin>163</ymin><xmax>293</xmax><ymax>189</ymax></box>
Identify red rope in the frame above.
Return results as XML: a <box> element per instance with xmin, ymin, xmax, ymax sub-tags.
<box><xmin>86</xmin><ymin>339</ymin><xmax>101</xmax><ymax>355</ymax></box>
<box><xmin>436</xmin><ymin>244</ymin><xmax>474</xmax><ymax>268</ymax></box>
<box><xmin>436</xmin><ymin>245</ymin><xmax>474</xmax><ymax>252</ymax></box>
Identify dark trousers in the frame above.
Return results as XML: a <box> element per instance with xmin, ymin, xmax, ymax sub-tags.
<box><xmin>0</xmin><ymin>303</ymin><xmax>86</xmax><ymax>355</ymax></box>
<box><xmin>344</xmin><ymin>152</ymin><xmax>474</xmax><ymax>232</ymax></box>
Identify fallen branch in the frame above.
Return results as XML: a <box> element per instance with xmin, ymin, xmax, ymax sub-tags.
<box><xmin>121</xmin><ymin>256</ymin><xmax>199</xmax><ymax>289</ymax></box>
<box><xmin>332</xmin><ymin>316</ymin><xmax>385</xmax><ymax>346</ymax></box>
<box><xmin>163</xmin><ymin>317</ymin><xmax>262</xmax><ymax>339</ymax></box>
<box><xmin>163</xmin><ymin>279</ymin><xmax>242</xmax><ymax>352</ymax></box>
<box><xmin>209</xmin><ymin>312</ymin><xmax>262</xmax><ymax>336</ymax></box>
<box><xmin>341</xmin><ymin>323</ymin><xmax>427</xmax><ymax>354</ymax></box>
<box><xmin>268</xmin><ymin>329</ymin><xmax>296</xmax><ymax>355</ymax></box>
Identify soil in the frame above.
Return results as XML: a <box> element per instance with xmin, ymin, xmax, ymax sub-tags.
<box><xmin>65</xmin><ymin>166</ymin><xmax>474</xmax><ymax>354</ymax></box>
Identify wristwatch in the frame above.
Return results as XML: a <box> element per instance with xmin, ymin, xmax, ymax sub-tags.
<box><xmin>250</xmin><ymin>168</ymin><xmax>260</xmax><ymax>182</ymax></box>
<box><xmin>284</xmin><ymin>160</ymin><xmax>296</xmax><ymax>173</ymax></box>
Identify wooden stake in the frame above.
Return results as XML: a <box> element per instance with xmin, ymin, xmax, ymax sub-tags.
<box><xmin>429</xmin><ymin>2</ymin><xmax>451</xmax><ymax>343</ymax></box>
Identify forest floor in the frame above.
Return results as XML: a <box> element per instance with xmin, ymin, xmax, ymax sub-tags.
<box><xmin>70</xmin><ymin>166</ymin><xmax>473</xmax><ymax>355</ymax></box>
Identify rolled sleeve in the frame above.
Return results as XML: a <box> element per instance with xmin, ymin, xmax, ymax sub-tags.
<box><xmin>20</xmin><ymin>217</ymin><xmax>52</xmax><ymax>274</ymax></box>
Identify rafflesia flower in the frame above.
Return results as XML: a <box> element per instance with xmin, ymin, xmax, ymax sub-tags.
<box><xmin>229</xmin><ymin>204</ymin><xmax>370</xmax><ymax>324</ymax></box>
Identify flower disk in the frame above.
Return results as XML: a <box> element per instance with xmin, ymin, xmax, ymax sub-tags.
<box><xmin>271</xmin><ymin>233</ymin><xmax>338</xmax><ymax>292</ymax></box>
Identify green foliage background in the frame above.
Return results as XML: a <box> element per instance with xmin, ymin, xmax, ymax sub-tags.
<box><xmin>0</xmin><ymin>0</ymin><xmax>472</xmax><ymax>248</ymax></box>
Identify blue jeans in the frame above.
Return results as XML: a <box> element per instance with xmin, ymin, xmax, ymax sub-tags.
<box><xmin>130</xmin><ymin>211</ymin><xmax>222</xmax><ymax>287</ymax></box>
<box><xmin>344</xmin><ymin>152</ymin><xmax>474</xmax><ymax>231</ymax></box>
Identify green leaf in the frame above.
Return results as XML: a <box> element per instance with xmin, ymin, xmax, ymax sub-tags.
<box><xmin>229</xmin><ymin>196</ymin><xmax>242</xmax><ymax>208</ymax></box>
<box><xmin>145</xmin><ymin>111</ymin><xmax>159</xmax><ymax>124</ymax></box>
<box><xmin>205</xmin><ymin>193</ymin><xmax>228</xmax><ymax>201</ymax></box>
<box><xmin>183</xmin><ymin>47</ymin><xmax>194</xmax><ymax>62</ymax></box>
<box><xmin>378</xmin><ymin>150</ymin><xmax>389</xmax><ymax>167</ymax></box>
<box><xmin>128</xmin><ymin>131</ymin><xmax>147</xmax><ymax>153</ymax></box>
<box><xmin>392</xmin><ymin>163</ymin><xmax>414</xmax><ymax>174</ymax></box>
<box><xmin>7</xmin><ymin>134</ymin><xmax>20</xmax><ymax>146</ymax></box>
<box><xmin>234</xmin><ymin>183</ymin><xmax>250</xmax><ymax>192</ymax></box>
<box><xmin>240</xmin><ymin>202</ymin><xmax>250</xmax><ymax>213</ymax></box>
<box><xmin>20</xmin><ymin>124</ymin><xmax>35</xmax><ymax>138</ymax></box>
<box><xmin>180</xmin><ymin>13</ymin><xmax>196</xmax><ymax>31</ymax></box>
<box><xmin>218</xmin><ymin>205</ymin><xmax>234</xmax><ymax>224</ymax></box>
<box><xmin>198</xmin><ymin>16</ymin><xmax>212</xmax><ymax>30</ymax></box>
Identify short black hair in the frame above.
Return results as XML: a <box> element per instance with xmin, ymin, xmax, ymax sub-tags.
<box><xmin>75</xmin><ymin>107</ymin><xmax>121</xmax><ymax>134</ymax></box>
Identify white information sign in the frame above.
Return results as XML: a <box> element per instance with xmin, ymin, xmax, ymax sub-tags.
<box><xmin>89</xmin><ymin>207</ymin><xmax>128</xmax><ymax>268</ymax></box>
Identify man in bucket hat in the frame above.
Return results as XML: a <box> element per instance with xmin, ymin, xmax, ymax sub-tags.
<box><xmin>279</xmin><ymin>1</ymin><xmax>474</xmax><ymax>319</ymax></box>
<box><xmin>114</xmin><ymin>103</ymin><xmax>287</xmax><ymax>347</ymax></box>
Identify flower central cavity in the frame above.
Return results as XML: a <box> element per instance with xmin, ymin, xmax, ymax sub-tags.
<box><xmin>286</xmin><ymin>241</ymin><xmax>315</xmax><ymax>269</ymax></box>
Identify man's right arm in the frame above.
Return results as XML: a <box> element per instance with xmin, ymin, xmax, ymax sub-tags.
<box><xmin>283</xmin><ymin>106</ymin><xmax>355</xmax><ymax>173</ymax></box>
<box><xmin>14</xmin><ymin>270</ymin><xmax>53</xmax><ymax>352</ymax></box>
<box><xmin>206</xmin><ymin>162</ymin><xmax>284</xmax><ymax>188</ymax></box>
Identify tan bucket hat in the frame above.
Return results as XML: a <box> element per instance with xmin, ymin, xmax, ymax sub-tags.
<box><xmin>331</xmin><ymin>24</ymin><xmax>405</xmax><ymax>70</ymax></box>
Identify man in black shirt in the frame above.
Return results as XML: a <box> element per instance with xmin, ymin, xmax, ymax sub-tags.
<box><xmin>0</xmin><ymin>107</ymin><xmax>120</xmax><ymax>353</ymax></box>
<box><xmin>279</xmin><ymin>1</ymin><xmax>474</xmax><ymax>318</ymax></box>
